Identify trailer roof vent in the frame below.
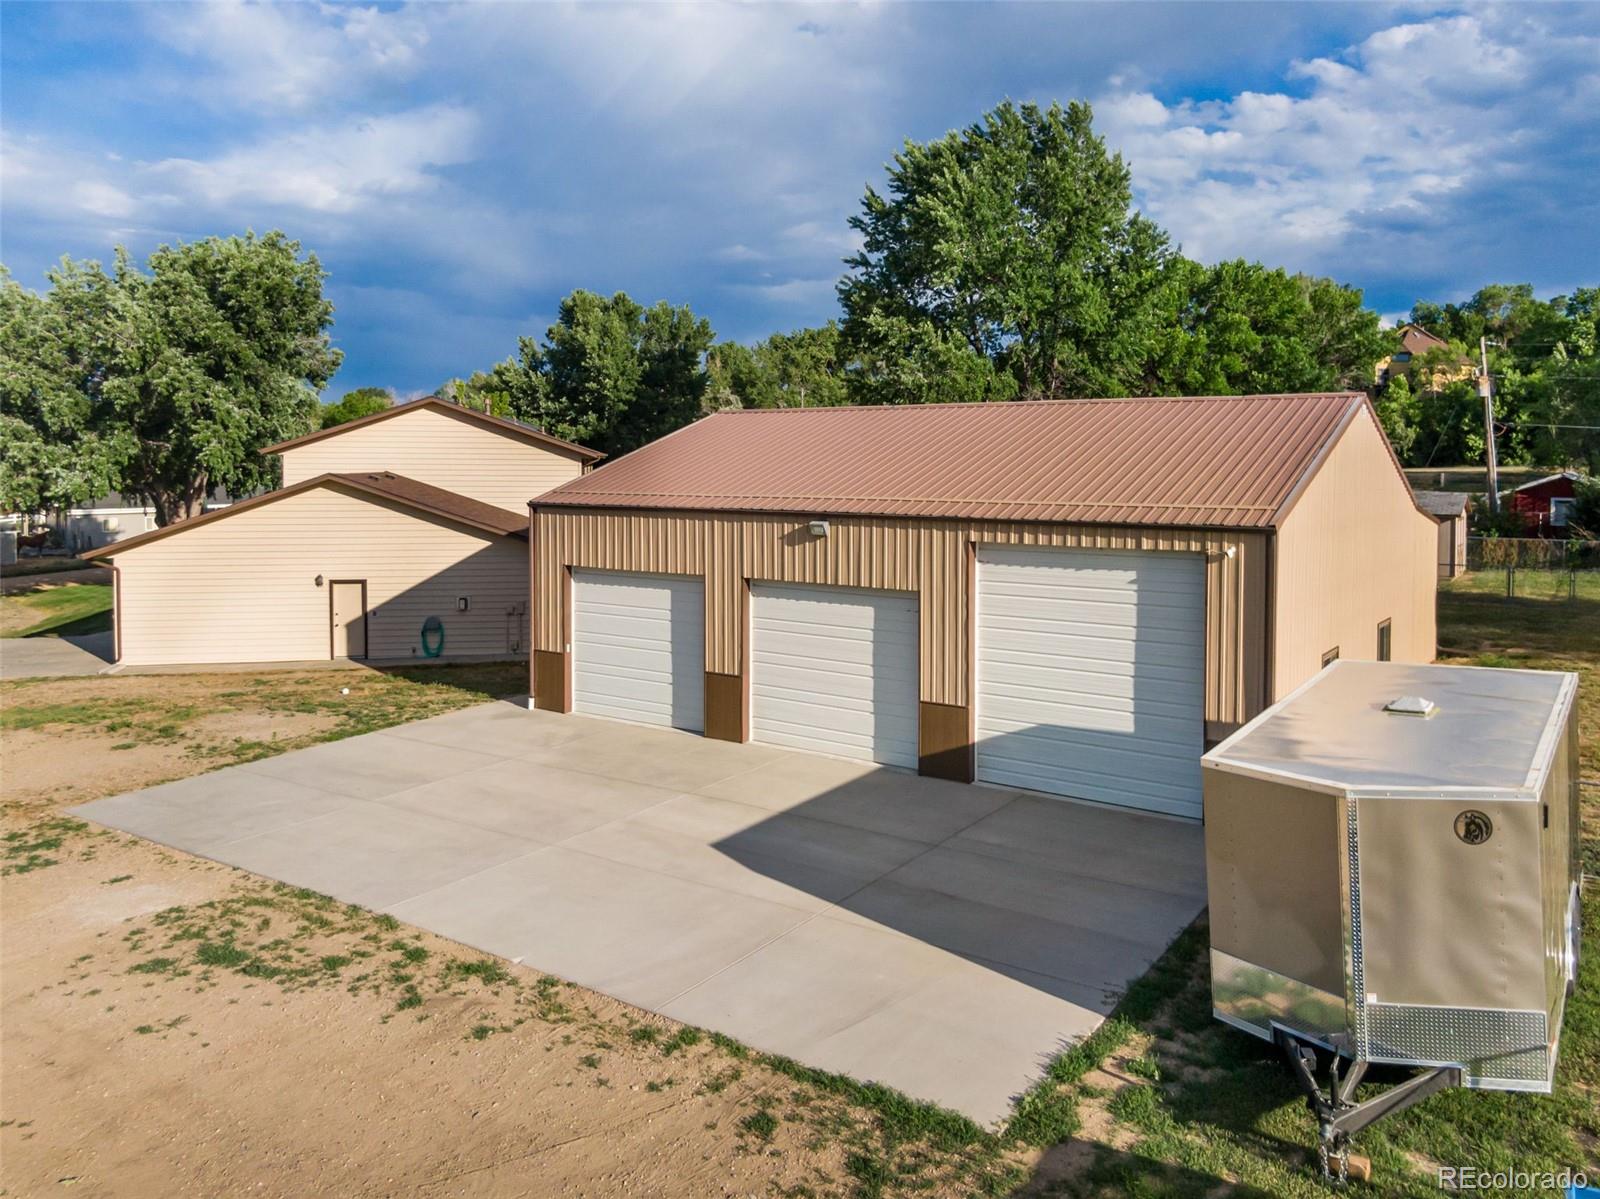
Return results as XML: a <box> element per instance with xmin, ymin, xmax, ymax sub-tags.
<box><xmin>1383</xmin><ymin>694</ymin><xmax>1436</xmax><ymax>717</ymax></box>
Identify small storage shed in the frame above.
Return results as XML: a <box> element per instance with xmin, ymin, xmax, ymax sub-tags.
<box><xmin>88</xmin><ymin>398</ymin><xmax>602</xmax><ymax>668</ymax></box>
<box><xmin>86</xmin><ymin>473</ymin><xmax>533</xmax><ymax>666</ymax></box>
<box><xmin>1506</xmin><ymin>471</ymin><xmax>1586</xmax><ymax>537</ymax></box>
<box><xmin>530</xmin><ymin>393</ymin><xmax>1439</xmax><ymax>819</ymax></box>
<box><xmin>1203</xmin><ymin>660</ymin><xmax>1580</xmax><ymax>1090</ymax></box>
<box><xmin>1413</xmin><ymin>490</ymin><xmax>1470</xmax><ymax>577</ymax></box>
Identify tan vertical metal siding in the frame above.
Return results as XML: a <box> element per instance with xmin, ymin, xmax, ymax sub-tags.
<box><xmin>281</xmin><ymin>405</ymin><xmax>585</xmax><ymax>516</ymax></box>
<box><xmin>114</xmin><ymin>485</ymin><xmax>528</xmax><ymax>666</ymax></box>
<box><xmin>1272</xmin><ymin>407</ymin><xmax>1438</xmax><ymax>695</ymax></box>
<box><xmin>537</xmin><ymin>507</ymin><xmax>1268</xmax><ymax>727</ymax></box>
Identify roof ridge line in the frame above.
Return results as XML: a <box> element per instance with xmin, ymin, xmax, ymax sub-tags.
<box><xmin>710</xmin><ymin>392</ymin><xmax>1362</xmax><ymax>415</ymax></box>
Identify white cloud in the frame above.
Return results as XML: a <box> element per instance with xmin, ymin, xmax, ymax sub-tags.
<box><xmin>1093</xmin><ymin>11</ymin><xmax>1600</xmax><ymax>282</ymax></box>
<box><xmin>145</xmin><ymin>105</ymin><xmax>478</xmax><ymax>214</ymax></box>
<box><xmin>150</xmin><ymin>1</ymin><xmax>428</xmax><ymax>110</ymax></box>
<box><xmin>729</xmin><ymin>276</ymin><xmax>840</xmax><ymax>306</ymax></box>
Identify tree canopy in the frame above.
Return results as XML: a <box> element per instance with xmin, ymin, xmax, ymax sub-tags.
<box><xmin>836</xmin><ymin>100</ymin><xmax>1387</xmax><ymax>406</ymax></box>
<box><xmin>0</xmin><ymin>262</ymin><xmax>130</xmax><ymax>515</ymax></box>
<box><xmin>1388</xmin><ymin>285</ymin><xmax>1599</xmax><ymax>473</ymax></box>
<box><xmin>3</xmin><ymin>231</ymin><xmax>339</xmax><ymax>524</ymax></box>
<box><xmin>705</xmin><ymin>323</ymin><xmax>849</xmax><ymax>410</ymax></box>
<box><xmin>485</xmin><ymin>291</ymin><xmax>714</xmax><ymax>458</ymax></box>
<box><xmin>320</xmin><ymin>386</ymin><xmax>393</xmax><ymax>429</ymax></box>
<box><xmin>839</xmin><ymin>100</ymin><xmax>1179</xmax><ymax>404</ymax></box>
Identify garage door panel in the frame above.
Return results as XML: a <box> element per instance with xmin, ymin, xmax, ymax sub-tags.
<box><xmin>751</xmin><ymin>584</ymin><xmax>919</xmax><ymax>770</ymax></box>
<box><xmin>573</xmin><ymin>571</ymin><xmax>704</xmax><ymax>733</ymax></box>
<box><xmin>976</xmin><ymin>547</ymin><xmax>1204</xmax><ymax>817</ymax></box>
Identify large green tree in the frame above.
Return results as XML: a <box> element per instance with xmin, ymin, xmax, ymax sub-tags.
<box><xmin>841</xmin><ymin>100</ymin><xmax>1180</xmax><ymax>403</ymax></box>
<box><xmin>320</xmin><ymin>386</ymin><xmax>393</xmax><ymax>429</ymax></box>
<box><xmin>1398</xmin><ymin>284</ymin><xmax>1599</xmax><ymax>472</ymax></box>
<box><xmin>1154</xmin><ymin>262</ymin><xmax>1386</xmax><ymax>395</ymax></box>
<box><xmin>491</xmin><ymin>291</ymin><xmax>713</xmax><ymax>458</ymax></box>
<box><xmin>5</xmin><ymin>232</ymin><xmax>339</xmax><ymax>524</ymax></box>
<box><xmin>104</xmin><ymin>233</ymin><xmax>339</xmax><ymax>523</ymax></box>
<box><xmin>0</xmin><ymin>262</ymin><xmax>131</xmax><ymax>515</ymax></box>
<box><xmin>705</xmin><ymin>323</ymin><xmax>849</xmax><ymax>410</ymax></box>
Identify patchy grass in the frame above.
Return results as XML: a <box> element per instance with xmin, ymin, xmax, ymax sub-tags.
<box><xmin>83</xmin><ymin>871</ymin><xmax>1028</xmax><ymax>1196</ymax></box>
<box><xmin>0</xmin><ymin>581</ymin><xmax>112</xmax><ymax>638</ymax></box>
<box><xmin>1</xmin><ymin>816</ymin><xmax>109</xmax><ymax>876</ymax></box>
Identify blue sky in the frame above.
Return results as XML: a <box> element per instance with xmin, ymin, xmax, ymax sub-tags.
<box><xmin>3</xmin><ymin>2</ymin><xmax>1597</xmax><ymax>400</ymax></box>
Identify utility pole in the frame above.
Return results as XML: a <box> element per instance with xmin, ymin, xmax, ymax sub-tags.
<box><xmin>1479</xmin><ymin>336</ymin><xmax>1499</xmax><ymax>514</ymax></box>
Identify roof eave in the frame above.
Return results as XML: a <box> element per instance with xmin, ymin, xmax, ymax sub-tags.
<box><xmin>83</xmin><ymin>473</ymin><xmax>524</xmax><ymax>558</ymax></box>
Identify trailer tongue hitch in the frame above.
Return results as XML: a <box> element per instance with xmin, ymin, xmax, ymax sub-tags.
<box><xmin>1274</xmin><ymin>1029</ymin><xmax>1462</xmax><ymax>1186</ymax></box>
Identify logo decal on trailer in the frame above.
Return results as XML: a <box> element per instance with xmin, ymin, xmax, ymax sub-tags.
<box><xmin>1453</xmin><ymin>810</ymin><xmax>1493</xmax><ymax>845</ymax></box>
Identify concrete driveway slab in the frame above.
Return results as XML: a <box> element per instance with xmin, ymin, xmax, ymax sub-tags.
<box><xmin>374</xmin><ymin>758</ymin><xmax>683</xmax><ymax>843</ymax></box>
<box><xmin>661</xmin><ymin>912</ymin><xmax>1108</xmax><ymax>1119</ymax></box>
<box><xmin>521</xmin><ymin>734</ymin><xmax>770</xmax><ymax>793</ymax></box>
<box><xmin>217</xmin><ymin>802</ymin><xmax>546</xmax><ymax>910</ymax></box>
<box><xmin>564</xmin><ymin>792</ymin><xmax>928</xmax><ymax>909</ymax></box>
<box><xmin>71</xmin><ymin>701</ymin><xmax>1208</xmax><ymax>1126</ymax></box>
<box><xmin>700</xmin><ymin>756</ymin><xmax>1013</xmax><ymax>842</ymax></box>
<box><xmin>378</xmin><ymin>702</ymin><xmax>594</xmax><ymax>758</ymax></box>
<box><xmin>387</xmin><ymin>845</ymin><xmax>815</xmax><ymax>1009</ymax></box>
<box><xmin>949</xmin><ymin>794</ymin><xmax>1205</xmax><ymax>896</ymax></box>
<box><xmin>71</xmin><ymin>773</ymin><xmax>355</xmax><ymax>855</ymax></box>
<box><xmin>0</xmin><ymin>631</ymin><xmax>113</xmax><ymax>679</ymax></box>
<box><xmin>237</xmin><ymin>731</ymin><xmax>503</xmax><ymax>800</ymax></box>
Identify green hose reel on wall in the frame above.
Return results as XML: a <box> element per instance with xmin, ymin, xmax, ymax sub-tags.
<box><xmin>420</xmin><ymin>615</ymin><xmax>445</xmax><ymax>658</ymax></box>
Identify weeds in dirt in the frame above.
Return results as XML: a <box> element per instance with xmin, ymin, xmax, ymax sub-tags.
<box><xmin>2</xmin><ymin>816</ymin><xmax>104</xmax><ymax>875</ymax></box>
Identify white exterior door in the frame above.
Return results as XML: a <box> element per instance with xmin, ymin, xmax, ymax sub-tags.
<box><xmin>975</xmin><ymin>547</ymin><xmax>1205</xmax><ymax>818</ymax></box>
<box><xmin>750</xmin><ymin>583</ymin><xmax>919</xmax><ymax>769</ymax></box>
<box><xmin>572</xmin><ymin>571</ymin><xmax>704</xmax><ymax>732</ymax></box>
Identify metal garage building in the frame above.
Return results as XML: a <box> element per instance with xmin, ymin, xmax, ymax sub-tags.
<box><xmin>530</xmin><ymin>393</ymin><xmax>1438</xmax><ymax>819</ymax></box>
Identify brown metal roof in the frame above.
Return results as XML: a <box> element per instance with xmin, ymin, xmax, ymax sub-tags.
<box><xmin>534</xmin><ymin>393</ymin><xmax>1372</xmax><ymax>529</ymax></box>
<box><xmin>83</xmin><ymin>471</ymin><xmax>525</xmax><ymax>559</ymax></box>
<box><xmin>329</xmin><ymin>472</ymin><xmax>528</xmax><ymax>537</ymax></box>
<box><xmin>260</xmin><ymin>397</ymin><xmax>604</xmax><ymax>462</ymax></box>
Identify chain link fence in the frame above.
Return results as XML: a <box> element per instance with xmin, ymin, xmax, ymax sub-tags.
<box><xmin>1441</xmin><ymin>537</ymin><xmax>1600</xmax><ymax>601</ymax></box>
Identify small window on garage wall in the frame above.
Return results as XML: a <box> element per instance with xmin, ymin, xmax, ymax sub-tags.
<box><xmin>1377</xmin><ymin>619</ymin><xmax>1392</xmax><ymax>662</ymax></box>
<box><xmin>1322</xmin><ymin>646</ymin><xmax>1340</xmax><ymax>668</ymax></box>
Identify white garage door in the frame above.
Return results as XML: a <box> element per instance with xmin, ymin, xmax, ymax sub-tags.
<box><xmin>572</xmin><ymin>571</ymin><xmax>704</xmax><ymax>732</ymax></box>
<box><xmin>751</xmin><ymin>583</ymin><xmax>919</xmax><ymax>769</ymax></box>
<box><xmin>975</xmin><ymin>547</ymin><xmax>1205</xmax><ymax>818</ymax></box>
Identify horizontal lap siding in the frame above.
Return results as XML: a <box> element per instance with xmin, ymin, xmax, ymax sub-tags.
<box><xmin>1273</xmin><ymin>409</ymin><xmax>1438</xmax><ymax>695</ymax></box>
<box><xmin>536</xmin><ymin>508</ymin><xmax>1268</xmax><ymax>727</ymax></box>
<box><xmin>280</xmin><ymin>406</ymin><xmax>584</xmax><ymax>516</ymax></box>
<box><xmin>115</xmin><ymin>486</ymin><xmax>528</xmax><ymax>665</ymax></box>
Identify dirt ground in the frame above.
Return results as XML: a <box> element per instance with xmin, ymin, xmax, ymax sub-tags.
<box><xmin>0</xmin><ymin>665</ymin><xmax>1032</xmax><ymax>1198</ymax></box>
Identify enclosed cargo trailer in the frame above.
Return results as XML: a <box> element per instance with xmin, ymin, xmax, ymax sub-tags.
<box><xmin>1202</xmin><ymin>660</ymin><xmax>1580</xmax><ymax>1175</ymax></box>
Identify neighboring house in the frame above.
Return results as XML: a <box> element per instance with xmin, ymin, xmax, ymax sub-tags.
<box><xmin>1376</xmin><ymin>323</ymin><xmax>1473</xmax><ymax>388</ymax></box>
<box><xmin>529</xmin><ymin>392</ymin><xmax>1437</xmax><ymax>821</ymax></box>
<box><xmin>1413</xmin><ymin>490</ymin><xmax>1471</xmax><ymax>577</ymax></box>
<box><xmin>1504</xmin><ymin>471</ymin><xmax>1587</xmax><ymax>537</ymax></box>
<box><xmin>85</xmin><ymin>399</ymin><xmax>601</xmax><ymax>667</ymax></box>
<box><xmin>2</xmin><ymin>491</ymin><xmax>238</xmax><ymax>554</ymax></box>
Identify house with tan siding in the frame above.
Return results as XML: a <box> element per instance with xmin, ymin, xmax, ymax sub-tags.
<box><xmin>529</xmin><ymin>393</ymin><xmax>1437</xmax><ymax>820</ymax></box>
<box><xmin>85</xmin><ymin>400</ymin><xmax>601</xmax><ymax>668</ymax></box>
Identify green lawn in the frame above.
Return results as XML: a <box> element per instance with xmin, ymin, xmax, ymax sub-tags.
<box><xmin>1440</xmin><ymin>568</ymin><xmax>1600</xmax><ymax>604</ymax></box>
<box><xmin>1023</xmin><ymin>587</ymin><xmax>1600</xmax><ymax>1198</ymax></box>
<box><xmin>0</xmin><ymin>582</ymin><xmax>113</xmax><ymax>638</ymax></box>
